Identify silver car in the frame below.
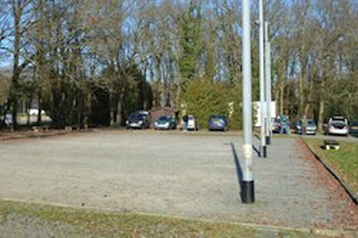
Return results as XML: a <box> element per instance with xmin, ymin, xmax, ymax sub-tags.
<box><xmin>295</xmin><ymin>119</ymin><xmax>317</xmax><ymax>135</ymax></box>
<box><xmin>325</xmin><ymin>116</ymin><xmax>349</xmax><ymax>136</ymax></box>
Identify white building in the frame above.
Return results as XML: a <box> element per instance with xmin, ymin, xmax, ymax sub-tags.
<box><xmin>253</xmin><ymin>101</ymin><xmax>276</xmax><ymax>127</ymax></box>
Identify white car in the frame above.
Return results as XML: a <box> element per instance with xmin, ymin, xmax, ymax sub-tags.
<box><xmin>187</xmin><ymin>115</ymin><xmax>199</xmax><ymax>131</ymax></box>
<box><xmin>325</xmin><ymin>116</ymin><xmax>349</xmax><ymax>136</ymax></box>
<box><xmin>28</xmin><ymin>108</ymin><xmax>45</xmax><ymax>115</ymax></box>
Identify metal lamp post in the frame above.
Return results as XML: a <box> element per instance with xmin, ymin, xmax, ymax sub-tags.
<box><xmin>241</xmin><ymin>0</ymin><xmax>254</xmax><ymax>203</ymax></box>
<box><xmin>265</xmin><ymin>21</ymin><xmax>272</xmax><ymax>145</ymax></box>
<box><xmin>259</xmin><ymin>0</ymin><xmax>267</xmax><ymax>158</ymax></box>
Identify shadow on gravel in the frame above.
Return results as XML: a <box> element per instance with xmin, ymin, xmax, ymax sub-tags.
<box><xmin>230</xmin><ymin>142</ymin><xmax>245</xmax><ymax>202</ymax></box>
<box><xmin>252</xmin><ymin>145</ymin><xmax>260</xmax><ymax>157</ymax></box>
<box><xmin>252</xmin><ymin>134</ymin><xmax>262</xmax><ymax>157</ymax></box>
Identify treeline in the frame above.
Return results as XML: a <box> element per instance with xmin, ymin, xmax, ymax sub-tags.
<box><xmin>0</xmin><ymin>0</ymin><xmax>357</xmax><ymax>130</ymax></box>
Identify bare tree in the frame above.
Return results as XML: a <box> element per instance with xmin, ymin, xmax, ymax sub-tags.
<box><xmin>6</xmin><ymin>0</ymin><xmax>34</xmax><ymax>130</ymax></box>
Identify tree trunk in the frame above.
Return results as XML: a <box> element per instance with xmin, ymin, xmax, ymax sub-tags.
<box><xmin>317</xmin><ymin>97</ymin><xmax>325</xmax><ymax>133</ymax></box>
<box><xmin>298</xmin><ymin>76</ymin><xmax>305</xmax><ymax>117</ymax></box>
<box><xmin>26</xmin><ymin>97</ymin><xmax>32</xmax><ymax>126</ymax></box>
<box><xmin>109</xmin><ymin>89</ymin><xmax>115</xmax><ymax>126</ymax></box>
<box><xmin>84</xmin><ymin>92</ymin><xmax>91</xmax><ymax>129</ymax></box>
<box><xmin>116</xmin><ymin>98</ymin><xmax>122</xmax><ymax>125</ymax></box>
<box><xmin>155</xmin><ymin>56</ymin><xmax>162</xmax><ymax>108</ymax></box>
<box><xmin>303</xmin><ymin>81</ymin><xmax>313</xmax><ymax>117</ymax></box>
<box><xmin>175</xmin><ymin>73</ymin><xmax>181</xmax><ymax>110</ymax></box>
<box><xmin>9</xmin><ymin>0</ymin><xmax>23</xmax><ymax>131</ymax></box>
<box><xmin>37</xmin><ymin>91</ymin><xmax>42</xmax><ymax>125</ymax></box>
<box><xmin>279</xmin><ymin>83</ymin><xmax>284</xmax><ymax>115</ymax></box>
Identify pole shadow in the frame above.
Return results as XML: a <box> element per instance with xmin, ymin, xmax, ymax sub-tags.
<box><xmin>252</xmin><ymin>144</ymin><xmax>261</xmax><ymax>157</ymax></box>
<box><xmin>252</xmin><ymin>134</ymin><xmax>261</xmax><ymax>157</ymax></box>
<box><xmin>230</xmin><ymin>142</ymin><xmax>245</xmax><ymax>202</ymax></box>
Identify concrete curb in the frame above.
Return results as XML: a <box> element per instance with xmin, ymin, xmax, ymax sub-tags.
<box><xmin>301</xmin><ymin>138</ymin><xmax>358</xmax><ymax>205</ymax></box>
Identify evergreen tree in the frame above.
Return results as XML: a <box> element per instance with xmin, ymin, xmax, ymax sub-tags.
<box><xmin>178</xmin><ymin>1</ymin><xmax>203</xmax><ymax>88</ymax></box>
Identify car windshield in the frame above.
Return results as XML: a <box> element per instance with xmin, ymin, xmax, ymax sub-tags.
<box><xmin>210</xmin><ymin>115</ymin><xmax>225</xmax><ymax>120</ymax></box>
<box><xmin>158</xmin><ymin>116</ymin><xmax>169</xmax><ymax>121</ymax></box>
<box><xmin>331</xmin><ymin>118</ymin><xmax>346</xmax><ymax>125</ymax></box>
<box><xmin>307</xmin><ymin>120</ymin><xmax>315</xmax><ymax>125</ymax></box>
<box><xmin>128</xmin><ymin>114</ymin><xmax>144</xmax><ymax>120</ymax></box>
<box><xmin>332</xmin><ymin>117</ymin><xmax>345</xmax><ymax>122</ymax></box>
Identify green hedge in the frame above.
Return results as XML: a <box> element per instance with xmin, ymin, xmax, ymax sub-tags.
<box><xmin>181</xmin><ymin>79</ymin><xmax>243</xmax><ymax>130</ymax></box>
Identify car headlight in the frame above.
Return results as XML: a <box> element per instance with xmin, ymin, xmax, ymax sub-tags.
<box><xmin>138</xmin><ymin>120</ymin><xmax>143</xmax><ymax>124</ymax></box>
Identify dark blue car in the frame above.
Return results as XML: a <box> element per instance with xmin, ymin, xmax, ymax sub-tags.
<box><xmin>208</xmin><ymin>115</ymin><xmax>229</xmax><ymax>131</ymax></box>
<box><xmin>349</xmin><ymin>121</ymin><xmax>358</xmax><ymax>136</ymax></box>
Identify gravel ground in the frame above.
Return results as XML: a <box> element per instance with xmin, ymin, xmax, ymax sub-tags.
<box><xmin>0</xmin><ymin>129</ymin><xmax>357</xmax><ymax>233</ymax></box>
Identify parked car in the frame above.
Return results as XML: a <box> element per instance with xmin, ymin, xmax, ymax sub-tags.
<box><xmin>208</xmin><ymin>115</ymin><xmax>228</xmax><ymax>131</ymax></box>
<box><xmin>126</xmin><ymin>112</ymin><xmax>150</xmax><ymax>129</ymax></box>
<box><xmin>295</xmin><ymin>119</ymin><xmax>317</xmax><ymax>135</ymax></box>
<box><xmin>349</xmin><ymin>121</ymin><xmax>358</xmax><ymax>136</ymax></box>
<box><xmin>325</xmin><ymin>116</ymin><xmax>349</xmax><ymax>136</ymax></box>
<box><xmin>271</xmin><ymin>117</ymin><xmax>280</xmax><ymax>133</ymax></box>
<box><xmin>187</xmin><ymin>114</ymin><xmax>199</xmax><ymax>131</ymax></box>
<box><xmin>27</xmin><ymin>108</ymin><xmax>45</xmax><ymax>115</ymax></box>
<box><xmin>154</xmin><ymin>115</ymin><xmax>177</xmax><ymax>130</ymax></box>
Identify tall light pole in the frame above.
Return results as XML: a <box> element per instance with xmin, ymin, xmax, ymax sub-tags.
<box><xmin>265</xmin><ymin>21</ymin><xmax>272</xmax><ymax>145</ymax></box>
<box><xmin>241</xmin><ymin>0</ymin><xmax>254</xmax><ymax>203</ymax></box>
<box><xmin>259</xmin><ymin>0</ymin><xmax>267</xmax><ymax>158</ymax></box>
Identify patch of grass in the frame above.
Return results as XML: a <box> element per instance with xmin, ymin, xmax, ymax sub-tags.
<box><xmin>304</xmin><ymin>138</ymin><xmax>358</xmax><ymax>195</ymax></box>
<box><xmin>0</xmin><ymin>199</ymin><xmax>317</xmax><ymax>237</ymax></box>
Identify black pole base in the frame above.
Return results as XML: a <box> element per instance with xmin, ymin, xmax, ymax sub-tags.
<box><xmin>241</xmin><ymin>180</ymin><xmax>255</xmax><ymax>203</ymax></box>
<box><xmin>260</xmin><ymin>145</ymin><xmax>267</xmax><ymax>158</ymax></box>
<box><xmin>266</xmin><ymin>136</ymin><xmax>271</xmax><ymax>145</ymax></box>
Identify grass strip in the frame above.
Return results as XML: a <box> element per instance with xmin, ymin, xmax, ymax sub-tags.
<box><xmin>304</xmin><ymin>138</ymin><xmax>358</xmax><ymax>197</ymax></box>
<box><xmin>0</xmin><ymin>199</ymin><xmax>318</xmax><ymax>237</ymax></box>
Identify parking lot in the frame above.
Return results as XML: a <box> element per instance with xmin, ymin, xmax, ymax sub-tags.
<box><xmin>0</xmin><ymin>129</ymin><xmax>357</xmax><ymax>230</ymax></box>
